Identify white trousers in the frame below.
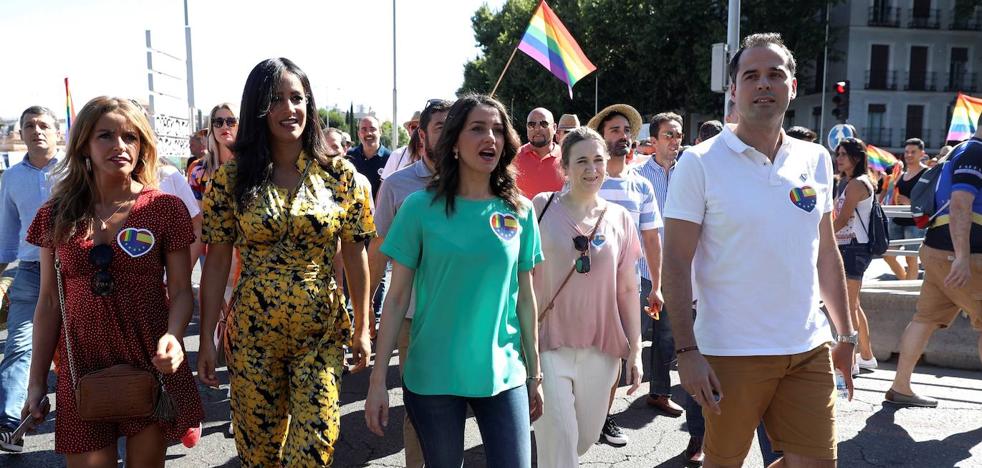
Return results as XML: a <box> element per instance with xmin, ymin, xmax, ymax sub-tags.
<box><xmin>533</xmin><ymin>346</ymin><xmax>620</xmax><ymax>468</ymax></box>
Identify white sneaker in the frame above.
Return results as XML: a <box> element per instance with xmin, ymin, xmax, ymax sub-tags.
<box><xmin>857</xmin><ymin>355</ymin><xmax>878</xmax><ymax>370</ymax></box>
<box><xmin>852</xmin><ymin>361</ymin><xmax>860</xmax><ymax>377</ymax></box>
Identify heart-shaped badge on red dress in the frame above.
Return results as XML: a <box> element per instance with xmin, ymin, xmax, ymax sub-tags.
<box><xmin>116</xmin><ymin>227</ymin><xmax>156</xmax><ymax>258</ymax></box>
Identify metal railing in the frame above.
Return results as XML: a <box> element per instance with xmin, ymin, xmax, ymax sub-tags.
<box><xmin>863</xmin><ymin>127</ymin><xmax>893</xmax><ymax>147</ymax></box>
<box><xmin>899</xmin><ymin>129</ymin><xmax>933</xmax><ymax>148</ymax></box>
<box><xmin>945</xmin><ymin>72</ymin><xmax>978</xmax><ymax>92</ymax></box>
<box><xmin>882</xmin><ymin>205</ymin><xmax>921</xmax><ymax>257</ymax></box>
<box><xmin>868</xmin><ymin>6</ymin><xmax>901</xmax><ymax>27</ymax></box>
<box><xmin>950</xmin><ymin>12</ymin><xmax>982</xmax><ymax>30</ymax></box>
<box><xmin>904</xmin><ymin>71</ymin><xmax>937</xmax><ymax>91</ymax></box>
<box><xmin>908</xmin><ymin>8</ymin><xmax>941</xmax><ymax>29</ymax></box>
<box><xmin>865</xmin><ymin>70</ymin><xmax>898</xmax><ymax>90</ymax></box>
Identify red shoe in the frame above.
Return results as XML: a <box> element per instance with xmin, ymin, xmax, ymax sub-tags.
<box><xmin>181</xmin><ymin>423</ymin><xmax>202</xmax><ymax>448</ymax></box>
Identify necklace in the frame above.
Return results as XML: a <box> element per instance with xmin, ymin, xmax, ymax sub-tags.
<box><xmin>94</xmin><ymin>194</ymin><xmax>136</xmax><ymax>230</ymax></box>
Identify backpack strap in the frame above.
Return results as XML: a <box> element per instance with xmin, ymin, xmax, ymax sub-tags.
<box><xmin>537</xmin><ymin>192</ymin><xmax>557</xmax><ymax>224</ymax></box>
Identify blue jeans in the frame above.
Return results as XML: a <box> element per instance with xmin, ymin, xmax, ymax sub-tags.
<box><xmin>0</xmin><ymin>262</ymin><xmax>41</xmax><ymax>429</ymax></box>
<box><xmin>641</xmin><ymin>278</ymin><xmax>674</xmax><ymax>396</ymax></box>
<box><xmin>403</xmin><ymin>385</ymin><xmax>531</xmax><ymax>468</ymax></box>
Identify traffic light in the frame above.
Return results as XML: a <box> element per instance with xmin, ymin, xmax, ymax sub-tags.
<box><xmin>832</xmin><ymin>80</ymin><xmax>850</xmax><ymax>122</ymax></box>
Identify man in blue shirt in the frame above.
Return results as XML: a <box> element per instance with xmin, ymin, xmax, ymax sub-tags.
<box><xmin>347</xmin><ymin>116</ymin><xmax>392</xmax><ymax>199</ymax></box>
<box><xmin>887</xmin><ymin>116</ymin><xmax>982</xmax><ymax>408</ymax></box>
<box><xmin>0</xmin><ymin>106</ymin><xmax>61</xmax><ymax>452</ymax></box>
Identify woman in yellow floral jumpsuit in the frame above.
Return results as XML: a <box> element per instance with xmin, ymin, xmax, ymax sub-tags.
<box><xmin>197</xmin><ymin>58</ymin><xmax>375</xmax><ymax>466</ymax></box>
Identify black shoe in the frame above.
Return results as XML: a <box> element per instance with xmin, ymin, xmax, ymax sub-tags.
<box><xmin>600</xmin><ymin>416</ymin><xmax>628</xmax><ymax>446</ymax></box>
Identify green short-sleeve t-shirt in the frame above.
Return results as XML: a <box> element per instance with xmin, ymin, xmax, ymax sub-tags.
<box><xmin>381</xmin><ymin>190</ymin><xmax>543</xmax><ymax>397</ymax></box>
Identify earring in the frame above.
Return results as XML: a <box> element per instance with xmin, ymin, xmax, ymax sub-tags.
<box><xmin>453</xmin><ymin>149</ymin><xmax>459</xmax><ymax>160</ymax></box>
<box><xmin>85</xmin><ymin>158</ymin><xmax>91</xmax><ymax>172</ymax></box>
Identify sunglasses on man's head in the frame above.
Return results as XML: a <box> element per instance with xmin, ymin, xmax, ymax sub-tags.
<box><xmin>423</xmin><ymin>99</ymin><xmax>451</xmax><ymax>111</ymax></box>
<box><xmin>573</xmin><ymin>235</ymin><xmax>592</xmax><ymax>274</ymax></box>
<box><xmin>89</xmin><ymin>244</ymin><xmax>114</xmax><ymax>297</ymax></box>
<box><xmin>212</xmin><ymin>117</ymin><xmax>238</xmax><ymax>128</ymax></box>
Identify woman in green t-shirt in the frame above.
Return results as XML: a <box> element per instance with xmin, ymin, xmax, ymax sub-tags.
<box><xmin>366</xmin><ymin>94</ymin><xmax>544</xmax><ymax>468</ymax></box>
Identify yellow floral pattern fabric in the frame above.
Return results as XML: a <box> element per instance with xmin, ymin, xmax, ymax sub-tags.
<box><xmin>202</xmin><ymin>153</ymin><xmax>375</xmax><ymax>466</ymax></box>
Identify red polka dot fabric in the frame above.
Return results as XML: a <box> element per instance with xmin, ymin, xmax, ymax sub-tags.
<box><xmin>27</xmin><ymin>189</ymin><xmax>204</xmax><ymax>454</ymax></box>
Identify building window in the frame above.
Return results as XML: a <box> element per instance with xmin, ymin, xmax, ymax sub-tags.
<box><xmin>867</xmin><ymin>45</ymin><xmax>893</xmax><ymax>90</ymax></box>
<box><xmin>905</xmin><ymin>105</ymin><xmax>925</xmax><ymax>145</ymax></box>
<box><xmin>866</xmin><ymin>104</ymin><xmax>889</xmax><ymax>146</ymax></box>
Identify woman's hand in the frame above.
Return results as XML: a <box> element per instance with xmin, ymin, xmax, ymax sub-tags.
<box><xmin>626</xmin><ymin>348</ymin><xmax>644</xmax><ymax>395</ymax></box>
<box><xmin>527</xmin><ymin>379</ymin><xmax>544</xmax><ymax>422</ymax></box>
<box><xmin>21</xmin><ymin>384</ymin><xmax>50</xmax><ymax>424</ymax></box>
<box><xmin>364</xmin><ymin>377</ymin><xmax>390</xmax><ymax>436</ymax></box>
<box><xmin>196</xmin><ymin>339</ymin><xmax>220</xmax><ymax>387</ymax></box>
<box><xmin>152</xmin><ymin>333</ymin><xmax>185</xmax><ymax>374</ymax></box>
<box><xmin>349</xmin><ymin>331</ymin><xmax>372</xmax><ymax>373</ymax></box>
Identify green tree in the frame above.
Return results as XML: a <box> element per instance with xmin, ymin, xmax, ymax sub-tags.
<box><xmin>317</xmin><ymin>108</ymin><xmax>348</xmax><ymax>131</ymax></box>
<box><xmin>380</xmin><ymin>121</ymin><xmax>410</xmax><ymax>149</ymax></box>
<box><xmin>460</xmin><ymin>0</ymin><xmax>842</xmax><ymax>132</ymax></box>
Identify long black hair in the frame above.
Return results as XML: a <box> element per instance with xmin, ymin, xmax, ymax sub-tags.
<box><xmin>427</xmin><ymin>94</ymin><xmax>523</xmax><ymax>216</ymax></box>
<box><xmin>232</xmin><ymin>57</ymin><xmax>332</xmax><ymax>211</ymax></box>
<box><xmin>836</xmin><ymin>137</ymin><xmax>868</xmax><ymax>179</ymax></box>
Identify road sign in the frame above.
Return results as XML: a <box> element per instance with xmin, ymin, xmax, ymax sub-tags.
<box><xmin>827</xmin><ymin>123</ymin><xmax>856</xmax><ymax>151</ymax></box>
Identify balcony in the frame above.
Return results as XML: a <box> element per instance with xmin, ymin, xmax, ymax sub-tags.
<box><xmin>868</xmin><ymin>6</ymin><xmax>901</xmax><ymax>27</ymax></box>
<box><xmin>945</xmin><ymin>72</ymin><xmax>979</xmax><ymax>92</ymax></box>
<box><xmin>865</xmin><ymin>70</ymin><xmax>898</xmax><ymax>90</ymax></box>
<box><xmin>908</xmin><ymin>8</ymin><xmax>941</xmax><ymax>29</ymax></box>
<box><xmin>949</xmin><ymin>12</ymin><xmax>982</xmax><ymax>30</ymax></box>
<box><xmin>900</xmin><ymin>129</ymin><xmax>935</xmax><ymax>149</ymax></box>
<box><xmin>863</xmin><ymin>127</ymin><xmax>893</xmax><ymax>147</ymax></box>
<box><xmin>904</xmin><ymin>71</ymin><xmax>937</xmax><ymax>91</ymax></box>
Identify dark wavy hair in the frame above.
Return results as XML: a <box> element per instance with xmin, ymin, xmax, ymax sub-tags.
<box><xmin>427</xmin><ymin>94</ymin><xmax>522</xmax><ymax>216</ymax></box>
<box><xmin>836</xmin><ymin>137</ymin><xmax>868</xmax><ymax>179</ymax></box>
<box><xmin>231</xmin><ymin>58</ymin><xmax>332</xmax><ymax>211</ymax></box>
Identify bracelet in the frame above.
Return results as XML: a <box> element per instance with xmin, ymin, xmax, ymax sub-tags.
<box><xmin>676</xmin><ymin>345</ymin><xmax>699</xmax><ymax>355</ymax></box>
<box><xmin>526</xmin><ymin>374</ymin><xmax>543</xmax><ymax>383</ymax></box>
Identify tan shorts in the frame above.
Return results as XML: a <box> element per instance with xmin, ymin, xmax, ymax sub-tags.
<box><xmin>914</xmin><ymin>246</ymin><xmax>982</xmax><ymax>331</ymax></box>
<box><xmin>703</xmin><ymin>344</ymin><xmax>836</xmax><ymax>465</ymax></box>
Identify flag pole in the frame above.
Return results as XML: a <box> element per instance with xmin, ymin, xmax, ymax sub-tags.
<box><xmin>490</xmin><ymin>46</ymin><xmax>519</xmax><ymax>98</ymax></box>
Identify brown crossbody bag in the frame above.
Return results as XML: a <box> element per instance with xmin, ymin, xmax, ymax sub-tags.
<box><xmin>536</xmin><ymin>193</ymin><xmax>607</xmax><ymax>322</ymax></box>
<box><xmin>55</xmin><ymin>253</ymin><xmax>174</xmax><ymax>423</ymax></box>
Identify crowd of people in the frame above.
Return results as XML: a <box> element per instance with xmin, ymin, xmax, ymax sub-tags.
<box><xmin>0</xmin><ymin>32</ymin><xmax>979</xmax><ymax>468</ymax></box>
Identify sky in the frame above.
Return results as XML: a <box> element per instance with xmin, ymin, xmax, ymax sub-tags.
<box><xmin>0</xmin><ymin>0</ymin><xmax>506</xmax><ymax>125</ymax></box>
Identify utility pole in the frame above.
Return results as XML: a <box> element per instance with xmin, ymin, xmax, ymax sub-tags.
<box><xmin>723</xmin><ymin>0</ymin><xmax>740</xmax><ymax>119</ymax></box>
<box><xmin>184</xmin><ymin>0</ymin><xmax>196</xmax><ymax>128</ymax></box>
<box><xmin>391</xmin><ymin>0</ymin><xmax>398</xmax><ymax>148</ymax></box>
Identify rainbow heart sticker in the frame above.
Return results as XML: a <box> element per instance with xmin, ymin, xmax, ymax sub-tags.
<box><xmin>789</xmin><ymin>186</ymin><xmax>817</xmax><ymax>212</ymax></box>
<box><xmin>592</xmin><ymin>234</ymin><xmax>606</xmax><ymax>248</ymax></box>
<box><xmin>489</xmin><ymin>212</ymin><xmax>519</xmax><ymax>241</ymax></box>
<box><xmin>117</xmin><ymin>227</ymin><xmax>156</xmax><ymax>258</ymax></box>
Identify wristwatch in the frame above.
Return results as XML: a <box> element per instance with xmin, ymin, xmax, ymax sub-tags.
<box><xmin>836</xmin><ymin>331</ymin><xmax>859</xmax><ymax>345</ymax></box>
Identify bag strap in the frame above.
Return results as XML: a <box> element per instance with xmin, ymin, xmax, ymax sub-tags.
<box><xmin>54</xmin><ymin>253</ymin><xmax>80</xmax><ymax>391</ymax></box>
<box><xmin>538</xmin><ymin>204</ymin><xmax>607</xmax><ymax>322</ymax></box>
<box><xmin>537</xmin><ymin>192</ymin><xmax>557</xmax><ymax>224</ymax></box>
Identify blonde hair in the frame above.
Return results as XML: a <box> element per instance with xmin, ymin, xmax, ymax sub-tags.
<box><xmin>559</xmin><ymin>126</ymin><xmax>607</xmax><ymax>168</ymax></box>
<box><xmin>204</xmin><ymin>103</ymin><xmax>238</xmax><ymax>177</ymax></box>
<box><xmin>48</xmin><ymin>96</ymin><xmax>159</xmax><ymax>245</ymax></box>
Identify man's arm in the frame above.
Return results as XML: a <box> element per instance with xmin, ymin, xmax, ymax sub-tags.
<box><xmin>663</xmin><ymin>218</ymin><xmax>721</xmax><ymax>413</ymax></box>
<box><xmin>0</xmin><ymin>174</ymin><xmax>22</xmax><ymax>268</ymax></box>
<box><xmin>368</xmin><ymin>236</ymin><xmax>388</xmax><ymax>299</ymax></box>
<box><xmin>944</xmin><ymin>191</ymin><xmax>976</xmax><ymax>288</ymax></box>
<box><xmin>641</xmin><ymin>228</ymin><xmax>663</xmax><ymax>302</ymax></box>
<box><xmin>816</xmin><ymin>211</ymin><xmax>857</xmax><ymax>398</ymax></box>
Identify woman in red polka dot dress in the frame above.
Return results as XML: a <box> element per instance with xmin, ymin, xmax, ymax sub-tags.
<box><xmin>20</xmin><ymin>96</ymin><xmax>203</xmax><ymax>465</ymax></box>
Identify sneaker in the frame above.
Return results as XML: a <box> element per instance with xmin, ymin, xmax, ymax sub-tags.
<box><xmin>600</xmin><ymin>416</ymin><xmax>628</xmax><ymax>447</ymax></box>
<box><xmin>0</xmin><ymin>428</ymin><xmax>24</xmax><ymax>453</ymax></box>
<box><xmin>857</xmin><ymin>355</ymin><xmax>878</xmax><ymax>370</ymax></box>
<box><xmin>852</xmin><ymin>361</ymin><xmax>860</xmax><ymax>377</ymax></box>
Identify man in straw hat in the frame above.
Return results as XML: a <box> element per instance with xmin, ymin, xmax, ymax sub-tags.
<box><xmin>588</xmin><ymin>103</ymin><xmax>664</xmax><ymax>448</ymax></box>
<box><xmin>662</xmin><ymin>33</ymin><xmax>855</xmax><ymax>467</ymax></box>
<box><xmin>556</xmin><ymin>113</ymin><xmax>580</xmax><ymax>145</ymax></box>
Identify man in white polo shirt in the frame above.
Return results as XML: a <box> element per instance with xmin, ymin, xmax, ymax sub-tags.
<box><xmin>663</xmin><ymin>33</ymin><xmax>856</xmax><ymax>467</ymax></box>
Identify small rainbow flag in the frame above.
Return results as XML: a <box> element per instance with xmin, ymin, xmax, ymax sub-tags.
<box><xmin>945</xmin><ymin>93</ymin><xmax>982</xmax><ymax>142</ymax></box>
<box><xmin>64</xmin><ymin>77</ymin><xmax>76</xmax><ymax>139</ymax></box>
<box><xmin>517</xmin><ymin>0</ymin><xmax>596</xmax><ymax>98</ymax></box>
<box><xmin>865</xmin><ymin>144</ymin><xmax>898</xmax><ymax>173</ymax></box>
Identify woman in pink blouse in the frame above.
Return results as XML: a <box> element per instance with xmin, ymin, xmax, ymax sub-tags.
<box><xmin>530</xmin><ymin>127</ymin><xmax>643</xmax><ymax>467</ymax></box>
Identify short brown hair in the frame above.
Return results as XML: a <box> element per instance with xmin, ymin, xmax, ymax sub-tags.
<box><xmin>728</xmin><ymin>33</ymin><xmax>797</xmax><ymax>83</ymax></box>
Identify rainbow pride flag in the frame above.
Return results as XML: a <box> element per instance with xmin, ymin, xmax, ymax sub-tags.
<box><xmin>517</xmin><ymin>0</ymin><xmax>596</xmax><ymax>98</ymax></box>
<box><xmin>945</xmin><ymin>92</ymin><xmax>982</xmax><ymax>142</ymax></box>
<box><xmin>865</xmin><ymin>144</ymin><xmax>898</xmax><ymax>173</ymax></box>
<box><xmin>64</xmin><ymin>77</ymin><xmax>76</xmax><ymax>139</ymax></box>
